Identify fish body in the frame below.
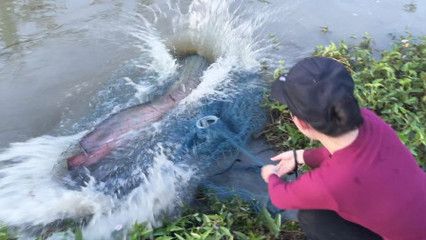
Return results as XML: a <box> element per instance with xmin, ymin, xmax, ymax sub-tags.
<box><xmin>66</xmin><ymin>55</ymin><xmax>209</xmax><ymax>169</ymax></box>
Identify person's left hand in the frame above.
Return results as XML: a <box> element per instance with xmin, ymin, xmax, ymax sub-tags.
<box><xmin>261</xmin><ymin>164</ymin><xmax>277</xmax><ymax>183</ymax></box>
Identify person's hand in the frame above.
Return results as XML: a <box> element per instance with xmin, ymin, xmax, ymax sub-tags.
<box><xmin>261</xmin><ymin>164</ymin><xmax>277</xmax><ymax>183</ymax></box>
<box><xmin>270</xmin><ymin>150</ymin><xmax>304</xmax><ymax>177</ymax></box>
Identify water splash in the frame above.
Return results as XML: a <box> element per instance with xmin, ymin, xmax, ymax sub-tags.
<box><xmin>0</xmin><ymin>136</ymin><xmax>192</xmax><ymax>239</ymax></box>
<box><xmin>129</xmin><ymin>25</ymin><xmax>178</xmax><ymax>82</ymax></box>
<box><xmin>129</xmin><ymin>0</ymin><xmax>276</xmax><ymax>103</ymax></box>
<box><xmin>82</xmin><ymin>147</ymin><xmax>194</xmax><ymax>239</ymax></box>
<box><xmin>0</xmin><ymin>133</ymin><xmax>103</xmax><ymax>226</ymax></box>
<box><xmin>0</xmin><ymin>0</ymin><xmax>276</xmax><ymax>238</ymax></box>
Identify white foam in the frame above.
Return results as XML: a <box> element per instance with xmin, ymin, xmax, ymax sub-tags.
<box><xmin>129</xmin><ymin>0</ymin><xmax>274</xmax><ymax>104</ymax></box>
<box><xmin>0</xmin><ymin>133</ymin><xmax>104</xmax><ymax>226</ymax></box>
<box><xmin>182</xmin><ymin>56</ymin><xmax>237</xmax><ymax>103</ymax></box>
<box><xmin>129</xmin><ymin>22</ymin><xmax>178</xmax><ymax>82</ymax></box>
<box><xmin>0</xmin><ymin>136</ymin><xmax>192</xmax><ymax>239</ymax></box>
<box><xmin>122</xmin><ymin>76</ymin><xmax>153</xmax><ymax>102</ymax></box>
<box><xmin>83</xmin><ymin>149</ymin><xmax>193</xmax><ymax>239</ymax></box>
<box><xmin>170</xmin><ymin>0</ymin><xmax>264</xmax><ymax>102</ymax></box>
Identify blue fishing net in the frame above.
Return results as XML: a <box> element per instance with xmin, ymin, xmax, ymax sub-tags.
<box><xmin>61</xmin><ymin>57</ymin><xmax>267</xmax><ymax>200</ymax></box>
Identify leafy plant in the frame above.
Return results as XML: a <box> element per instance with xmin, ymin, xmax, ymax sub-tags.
<box><xmin>262</xmin><ymin>97</ymin><xmax>318</xmax><ymax>151</ymax></box>
<box><xmin>273</xmin><ymin>59</ymin><xmax>286</xmax><ymax>80</ymax></box>
<box><xmin>259</xmin><ymin>207</ymin><xmax>281</xmax><ymax>238</ymax></box>
<box><xmin>129</xmin><ymin>189</ymin><xmax>304</xmax><ymax>240</ymax></box>
<box><xmin>0</xmin><ymin>226</ymin><xmax>9</xmax><ymax>240</ymax></box>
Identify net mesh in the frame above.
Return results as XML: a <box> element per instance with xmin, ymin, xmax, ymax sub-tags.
<box><xmin>62</xmin><ymin>59</ymin><xmax>267</xmax><ymax>200</ymax></box>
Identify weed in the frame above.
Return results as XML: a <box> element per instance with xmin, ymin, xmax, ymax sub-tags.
<box><xmin>403</xmin><ymin>3</ymin><xmax>417</xmax><ymax>13</ymax></box>
<box><xmin>130</xmin><ymin>189</ymin><xmax>304</xmax><ymax>240</ymax></box>
<box><xmin>320</xmin><ymin>26</ymin><xmax>329</xmax><ymax>34</ymax></box>
<box><xmin>0</xmin><ymin>226</ymin><xmax>9</xmax><ymax>240</ymax></box>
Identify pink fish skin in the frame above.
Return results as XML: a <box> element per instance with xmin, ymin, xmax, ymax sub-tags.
<box><xmin>67</xmin><ymin>55</ymin><xmax>209</xmax><ymax>169</ymax></box>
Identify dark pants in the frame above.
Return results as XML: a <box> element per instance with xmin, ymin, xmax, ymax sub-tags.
<box><xmin>298</xmin><ymin>210</ymin><xmax>383</xmax><ymax>240</ymax></box>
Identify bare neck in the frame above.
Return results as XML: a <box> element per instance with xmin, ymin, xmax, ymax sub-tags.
<box><xmin>318</xmin><ymin>129</ymin><xmax>359</xmax><ymax>154</ymax></box>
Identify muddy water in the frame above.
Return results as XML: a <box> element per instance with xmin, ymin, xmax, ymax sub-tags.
<box><xmin>0</xmin><ymin>0</ymin><xmax>425</xmax><ymax>147</ymax></box>
<box><xmin>0</xmin><ymin>0</ymin><xmax>147</xmax><ymax>146</ymax></box>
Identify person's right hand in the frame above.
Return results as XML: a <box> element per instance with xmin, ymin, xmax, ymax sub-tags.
<box><xmin>270</xmin><ymin>150</ymin><xmax>304</xmax><ymax>177</ymax></box>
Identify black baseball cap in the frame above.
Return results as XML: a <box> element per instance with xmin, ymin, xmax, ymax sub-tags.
<box><xmin>271</xmin><ymin>57</ymin><xmax>355</xmax><ymax>124</ymax></box>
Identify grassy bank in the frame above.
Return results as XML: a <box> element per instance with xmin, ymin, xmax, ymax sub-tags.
<box><xmin>129</xmin><ymin>190</ymin><xmax>304</xmax><ymax>240</ymax></box>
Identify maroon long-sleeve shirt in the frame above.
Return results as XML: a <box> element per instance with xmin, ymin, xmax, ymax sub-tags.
<box><xmin>268</xmin><ymin>108</ymin><xmax>426</xmax><ymax>240</ymax></box>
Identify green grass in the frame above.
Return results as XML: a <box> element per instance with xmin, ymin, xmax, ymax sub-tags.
<box><xmin>0</xmin><ymin>226</ymin><xmax>9</xmax><ymax>240</ymax></box>
<box><xmin>129</xmin><ymin>190</ymin><xmax>304</xmax><ymax>240</ymax></box>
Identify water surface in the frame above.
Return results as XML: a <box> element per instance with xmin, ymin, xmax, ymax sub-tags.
<box><xmin>1</xmin><ymin>0</ymin><xmax>425</xmax><ymax>146</ymax></box>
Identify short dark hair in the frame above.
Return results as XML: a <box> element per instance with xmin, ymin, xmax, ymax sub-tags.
<box><xmin>271</xmin><ymin>57</ymin><xmax>364</xmax><ymax>137</ymax></box>
<box><xmin>296</xmin><ymin>91</ymin><xmax>363</xmax><ymax>137</ymax></box>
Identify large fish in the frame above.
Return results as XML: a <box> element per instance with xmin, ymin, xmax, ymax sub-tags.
<box><xmin>66</xmin><ymin>55</ymin><xmax>209</xmax><ymax>169</ymax></box>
